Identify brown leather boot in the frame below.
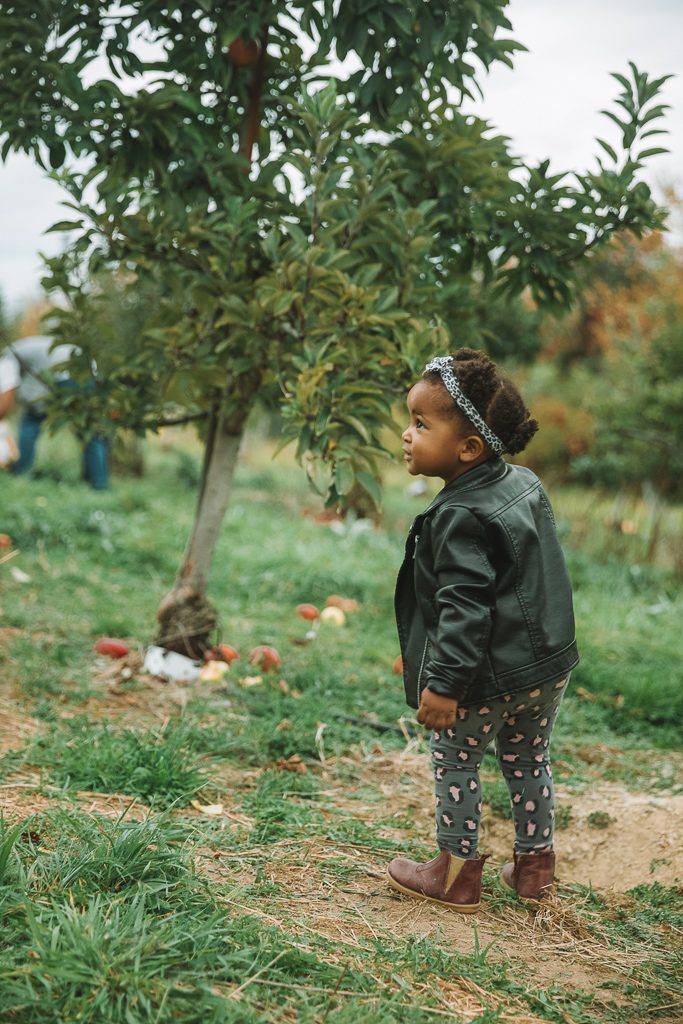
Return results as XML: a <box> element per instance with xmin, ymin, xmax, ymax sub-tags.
<box><xmin>386</xmin><ymin>849</ymin><xmax>488</xmax><ymax>912</ymax></box>
<box><xmin>500</xmin><ymin>849</ymin><xmax>555</xmax><ymax>900</ymax></box>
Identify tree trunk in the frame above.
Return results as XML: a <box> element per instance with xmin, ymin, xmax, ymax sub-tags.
<box><xmin>156</xmin><ymin>414</ymin><xmax>244</xmax><ymax>657</ymax></box>
<box><xmin>155</xmin><ymin>38</ymin><xmax>268</xmax><ymax>660</ymax></box>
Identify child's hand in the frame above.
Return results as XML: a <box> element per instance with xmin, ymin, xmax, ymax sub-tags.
<box><xmin>416</xmin><ymin>688</ymin><xmax>458</xmax><ymax>731</ymax></box>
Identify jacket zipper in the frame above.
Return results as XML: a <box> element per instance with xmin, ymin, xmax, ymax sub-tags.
<box><xmin>416</xmin><ymin>638</ymin><xmax>429</xmax><ymax>705</ymax></box>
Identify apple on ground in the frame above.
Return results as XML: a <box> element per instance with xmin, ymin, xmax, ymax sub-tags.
<box><xmin>0</xmin><ymin>534</ymin><xmax>12</xmax><ymax>548</ymax></box>
<box><xmin>95</xmin><ymin>638</ymin><xmax>130</xmax><ymax>659</ymax></box>
<box><xmin>296</xmin><ymin>603</ymin><xmax>320</xmax><ymax>621</ymax></box>
<box><xmin>320</xmin><ymin>606</ymin><xmax>345</xmax><ymax>626</ymax></box>
<box><xmin>204</xmin><ymin>643</ymin><xmax>240</xmax><ymax>664</ymax></box>
<box><xmin>325</xmin><ymin>594</ymin><xmax>359</xmax><ymax>613</ymax></box>
<box><xmin>248</xmin><ymin>645</ymin><xmax>282</xmax><ymax>672</ymax></box>
<box><xmin>199</xmin><ymin>660</ymin><xmax>230</xmax><ymax>683</ymax></box>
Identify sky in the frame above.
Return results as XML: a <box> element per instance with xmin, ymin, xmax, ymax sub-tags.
<box><xmin>0</xmin><ymin>0</ymin><xmax>681</xmax><ymax>313</ymax></box>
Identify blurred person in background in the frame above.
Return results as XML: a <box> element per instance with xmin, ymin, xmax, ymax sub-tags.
<box><xmin>0</xmin><ymin>335</ymin><xmax>109</xmax><ymax>489</ymax></box>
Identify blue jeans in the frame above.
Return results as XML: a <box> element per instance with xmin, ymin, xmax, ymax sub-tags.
<box><xmin>12</xmin><ymin>407</ymin><xmax>109</xmax><ymax>489</ymax></box>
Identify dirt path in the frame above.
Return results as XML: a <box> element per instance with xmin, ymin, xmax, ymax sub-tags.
<box><xmin>333</xmin><ymin>747</ymin><xmax>683</xmax><ymax>892</ymax></box>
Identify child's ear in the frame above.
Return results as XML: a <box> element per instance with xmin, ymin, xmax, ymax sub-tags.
<box><xmin>461</xmin><ymin>435</ymin><xmax>485</xmax><ymax>462</ymax></box>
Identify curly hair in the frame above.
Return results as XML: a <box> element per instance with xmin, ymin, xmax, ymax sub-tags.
<box><xmin>423</xmin><ymin>347</ymin><xmax>539</xmax><ymax>456</ymax></box>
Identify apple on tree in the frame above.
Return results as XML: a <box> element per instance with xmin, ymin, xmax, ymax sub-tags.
<box><xmin>225</xmin><ymin>36</ymin><xmax>261</xmax><ymax>67</ymax></box>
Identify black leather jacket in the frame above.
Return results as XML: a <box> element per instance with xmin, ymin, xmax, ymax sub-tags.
<box><xmin>395</xmin><ymin>459</ymin><xmax>579</xmax><ymax>709</ymax></box>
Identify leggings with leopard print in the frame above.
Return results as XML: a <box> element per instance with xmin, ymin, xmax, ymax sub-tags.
<box><xmin>430</xmin><ymin>675</ymin><xmax>569</xmax><ymax>859</ymax></box>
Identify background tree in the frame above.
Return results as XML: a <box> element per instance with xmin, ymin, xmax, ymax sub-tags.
<box><xmin>0</xmin><ymin>2</ymin><xmax>670</xmax><ymax>654</ymax></box>
<box><xmin>539</xmin><ymin>228</ymin><xmax>674</xmax><ymax>366</ymax></box>
<box><xmin>565</xmin><ymin>229</ymin><xmax>683</xmax><ymax>498</ymax></box>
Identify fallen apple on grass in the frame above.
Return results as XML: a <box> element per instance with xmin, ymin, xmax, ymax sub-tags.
<box><xmin>199</xmin><ymin>660</ymin><xmax>230</xmax><ymax>683</ymax></box>
<box><xmin>325</xmin><ymin>594</ymin><xmax>359</xmax><ymax>613</ymax></box>
<box><xmin>240</xmin><ymin>675</ymin><xmax>264</xmax><ymax>688</ymax></box>
<box><xmin>296</xmin><ymin>603</ymin><xmax>320</xmax><ymax>621</ymax></box>
<box><xmin>247</xmin><ymin>645</ymin><xmax>282</xmax><ymax>672</ymax></box>
<box><xmin>204</xmin><ymin>643</ymin><xmax>240</xmax><ymax>664</ymax></box>
<box><xmin>320</xmin><ymin>606</ymin><xmax>345</xmax><ymax>627</ymax></box>
<box><xmin>0</xmin><ymin>534</ymin><xmax>12</xmax><ymax>549</ymax></box>
<box><xmin>95</xmin><ymin>638</ymin><xmax>130</xmax><ymax>659</ymax></box>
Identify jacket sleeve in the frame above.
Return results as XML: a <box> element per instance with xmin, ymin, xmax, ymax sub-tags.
<box><xmin>422</xmin><ymin>505</ymin><xmax>495</xmax><ymax>703</ymax></box>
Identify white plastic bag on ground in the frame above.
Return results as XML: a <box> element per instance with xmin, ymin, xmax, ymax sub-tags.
<box><xmin>143</xmin><ymin>645</ymin><xmax>202</xmax><ymax>682</ymax></box>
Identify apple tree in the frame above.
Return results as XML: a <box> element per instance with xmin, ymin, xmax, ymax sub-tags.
<box><xmin>0</xmin><ymin>3</ymin><xmax>670</xmax><ymax>654</ymax></box>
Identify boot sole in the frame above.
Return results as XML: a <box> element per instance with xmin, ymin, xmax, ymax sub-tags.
<box><xmin>386</xmin><ymin>869</ymin><xmax>480</xmax><ymax>912</ymax></box>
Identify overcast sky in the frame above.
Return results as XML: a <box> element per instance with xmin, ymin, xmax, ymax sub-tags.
<box><xmin>1</xmin><ymin>0</ymin><xmax>681</xmax><ymax>313</ymax></box>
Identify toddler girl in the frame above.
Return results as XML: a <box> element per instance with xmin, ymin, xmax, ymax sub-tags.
<box><xmin>389</xmin><ymin>348</ymin><xmax>578</xmax><ymax>911</ymax></box>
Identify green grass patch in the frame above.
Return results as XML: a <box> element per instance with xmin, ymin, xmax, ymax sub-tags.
<box><xmin>242</xmin><ymin>769</ymin><xmax>322</xmax><ymax>844</ymax></box>
<box><xmin>22</xmin><ymin>719</ymin><xmax>212</xmax><ymax>809</ymax></box>
<box><xmin>1</xmin><ymin>429</ymin><xmax>682</xmax><ymax>1023</ymax></box>
<box><xmin>0</xmin><ymin>810</ymin><xmax>616</xmax><ymax>1024</ymax></box>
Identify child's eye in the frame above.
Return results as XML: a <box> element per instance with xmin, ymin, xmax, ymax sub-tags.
<box><xmin>416</xmin><ymin>418</ymin><xmax>425</xmax><ymax>429</ymax></box>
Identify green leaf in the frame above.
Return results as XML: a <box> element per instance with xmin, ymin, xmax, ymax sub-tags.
<box><xmin>46</xmin><ymin>219</ymin><xmax>84</xmax><ymax>233</ymax></box>
<box><xmin>637</xmin><ymin>147</ymin><xmax>669</xmax><ymax>160</ymax></box>
<box><xmin>272</xmin><ymin>292</ymin><xmax>296</xmax><ymax>316</ymax></box>
<box><xmin>334</xmin><ymin>459</ymin><xmax>355</xmax><ymax>496</ymax></box>
<box><xmin>599</xmin><ymin>110</ymin><xmax>630</xmax><ymax>137</ymax></box>
<box><xmin>306</xmin><ymin>456</ymin><xmax>330</xmax><ymax>495</ymax></box>
<box><xmin>48</xmin><ymin>140</ymin><xmax>66</xmax><ymax>169</ymax></box>
<box><xmin>596</xmin><ymin>138</ymin><xmax>618</xmax><ymax>163</ymax></box>
<box><xmin>356</xmin><ymin>469</ymin><xmax>382</xmax><ymax>509</ymax></box>
<box><xmin>337</xmin><ymin>413</ymin><xmax>371</xmax><ymax>443</ymax></box>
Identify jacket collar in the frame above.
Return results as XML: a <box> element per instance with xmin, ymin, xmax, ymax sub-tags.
<box><xmin>423</xmin><ymin>458</ymin><xmax>509</xmax><ymax>517</ymax></box>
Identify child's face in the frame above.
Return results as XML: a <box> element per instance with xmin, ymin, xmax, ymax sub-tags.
<box><xmin>402</xmin><ymin>380</ymin><xmax>482</xmax><ymax>484</ymax></box>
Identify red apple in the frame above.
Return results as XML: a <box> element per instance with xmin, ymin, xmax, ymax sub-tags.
<box><xmin>215</xmin><ymin>643</ymin><xmax>240</xmax><ymax>664</ymax></box>
<box><xmin>204</xmin><ymin>644</ymin><xmax>240</xmax><ymax>663</ymax></box>
<box><xmin>247</xmin><ymin>645</ymin><xmax>282</xmax><ymax>672</ymax></box>
<box><xmin>296</xmin><ymin>603</ymin><xmax>320</xmax><ymax>621</ymax></box>
<box><xmin>0</xmin><ymin>534</ymin><xmax>11</xmax><ymax>549</ymax></box>
<box><xmin>226</xmin><ymin>37</ymin><xmax>261</xmax><ymax>67</ymax></box>
<box><xmin>95</xmin><ymin>638</ymin><xmax>130</xmax><ymax>659</ymax></box>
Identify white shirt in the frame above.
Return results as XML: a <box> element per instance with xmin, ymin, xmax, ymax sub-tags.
<box><xmin>0</xmin><ymin>336</ymin><xmax>76</xmax><ymax>405</ymax></box>
<box><xmin>0</xmin><ymin>351</ymin><xmax>20</xmax><ymax>396</ymax></box>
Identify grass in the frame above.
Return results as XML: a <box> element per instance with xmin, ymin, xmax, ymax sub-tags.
<box><xmin>22</xmin><ymin>718</ymin><xmax>212</xmax><ymax>809</ymax></box>
<box><xmin>4</xmin><ymin>807</ymin><xmax>677</xmax><ymax>1024</ymax></box>
<box><xmin>0</xmin><ymin>424</ymin><xmax>682</xmax><ymax>1022</ymax></box>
